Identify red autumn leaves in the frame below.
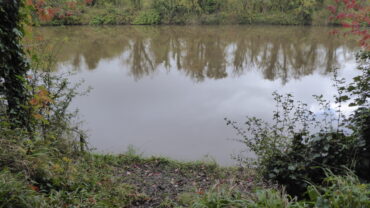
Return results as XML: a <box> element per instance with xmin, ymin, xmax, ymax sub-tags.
<box><xmin>328</xmin><ymin>0</ymin><xmax>370</xmax><ymax>49</ymax></box>
<box><xmin>26</xmin><ymin>0</ymin><xmax>87</xmax><ymax>22</ymax></box>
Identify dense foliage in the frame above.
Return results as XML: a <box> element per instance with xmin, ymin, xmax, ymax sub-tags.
<box><xmin>328</xmin><ymin>0</ymin><xmax>370</xmax><ymax>49</ymax></box>
<box><xmin>227</xmin><ymin>51</ymin><xmax>369</xmax><ymax>197</ymax></box>
<box><xmin>0</xmin><ymin>0</ymin><xmax>31</xmax><ymax>129</ymax></box>
<box><xmin>25</xmin><ymin>0</ymin><xmax>350</xmax><ymax>25</ymax></box>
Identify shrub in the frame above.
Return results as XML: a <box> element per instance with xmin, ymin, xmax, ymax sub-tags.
<box><xmin>354</xmin><ymin>107</ymin><xmax>370</xmax><ymax>181</ymax></box>
<box><xmin>227</xmin><ymin>93</ymin><xmax>354</xmax><ymax>196</ymax></box>
<box><xmin>152</xmin><ymin>0</ymin><xmax>188</xmax><ymax>24</ymax></box>
<box><xmin>264</xmin><ymin>133</ymin><xmax>358</xmax><ymax>196</ymax></box>
<box><xmin>132</xmin><ymin>10</ymin><xmax>161</xmax><ymax>25</ymax></box>
<box><xmin>347</xmin><ymin>52</ymin><xmax>370</xmax><ymax>182</ymax></box>
<box><xmin>89</xmin><ymin>12</ymin><xmax>133</xmax><ymax>25</ymax></box>
<box><xmin>51</xmin><ymin>15</ymin><xmax>82</xmax><ymax>25</ymax></box>
<box><xmin>227</xmin><ymin>51</ymin><xmax>369</xmax><ymax>197</ymax></box>
<box><xmin>90</xmin><ymin>15</ymin><xmax>108</xmax><ymax>25</ymax></box>
<box><xmin>293</xmin><ymin>0</ymin><xmax>316</xmax><ymax>25</ymax></box>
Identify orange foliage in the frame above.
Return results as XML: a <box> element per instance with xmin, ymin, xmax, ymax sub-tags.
<box><xmin>29</xmin><ymin>88</ymin><xmax>53</xmax><ymax>120</ymax></box>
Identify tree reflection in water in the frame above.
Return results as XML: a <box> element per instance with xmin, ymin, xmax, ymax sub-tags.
<box><xmin>36</xmin><ymin>25</ymin><xmax>356</xmax><ymax>84</ymax></box>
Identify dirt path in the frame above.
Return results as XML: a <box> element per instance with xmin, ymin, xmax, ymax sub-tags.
<box><xmin>113</xmin><ymin>157</ymin><xmax>257</xmax><ymax>207</ymax></box>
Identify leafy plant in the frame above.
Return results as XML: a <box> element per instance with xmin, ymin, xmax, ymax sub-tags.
<box><xmin>152</xmin><ymin>0</ymin><xmax>189</xmax><ymax>24</ymax></box>
<box><xmin>90</xmin><ymin>14</ymin><xmax>117</xmax><ymax>25</ymax></box>
<box><xmin>133</xmin><ymin>10</ymin><xmax>161</xmax><ymax>25</ymax></box>
<box><xmin>227</xmin><ymin>52</ymin><xmax>369</xmax><ymax>196</ymax></box>
<box><xmin>25</xmin><ymin>39</ymin><xmax>90</xmax><ymax>144</ymax></box>
<box><xmin>263</xmin><ymin>132</ymin><xmax>358</xmax><ymax>196</ymax></box>
<box><xmin>0</xmin><ymin>0</ymin><xmax>32</xmax><ymax>130</ymax></box>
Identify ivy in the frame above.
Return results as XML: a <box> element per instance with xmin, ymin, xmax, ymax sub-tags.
<box><xmin>0</xmin><ymin>0</ymin><xmax>31</xmax><ymax>130</ymax></box>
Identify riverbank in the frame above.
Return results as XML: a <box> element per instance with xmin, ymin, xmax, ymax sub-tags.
<box><xmin>30</xmin><ymin>0</ymin><xmax>335</xmax><ymax>26</ymax></box>
<box><xmin>92</xmin><ymin>154</ymin><xmax>256</xmax><ymax>207</ymax></box>
<box><xmin>38</xmin><ymin>9</ymin><xmax>316</xmax><ymax>26</ymax></box>
<box><xmin>0</xmin><ymin>136</ymin><xmax>259</xmax><ymax>207</ymax></box>
<box><xmin>2</xmin><ymin>135</ymin><xmax>369</xmax><ymax>207</ymax></box>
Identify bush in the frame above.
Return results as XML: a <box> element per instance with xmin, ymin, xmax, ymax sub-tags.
<box><xmin>132</xmin><ymin>10</ymin><xmax>161</xmax><ymax>25</ymax></box>
<box><xmin>354</xmin><ymin>107</ymin><xmax>370</xmax><ymax>181</ymax></box>
<box><xmin>227</xmin><ymin>92</ymin><xmax>358</xmax><ymax>196</ymax></box>
<box><xmin>227</xmin><ymin>52</ymin><xmax>370</xmax><ymax>197</ymax></box>
<box><xmin>51</xmin><ymin>15</ymin><xmax>82</xmax><ymax>25</ymax></box>
<box><xmin>90</xmin><ymin>15</ymin><xmax>104</xmax><ymax>25</ymax></box>
<box><xmin>152</xmin><ymin>0</ymin><xmax>188</xmax><ymax>24</ymax></box>
<box><xmin>264</xmin><ymin>133</ymin><xmax>358</xmax><ymax>196</ymax></box>
<box><xmin>227</xmin><ymin>91</ymin><xmax>363</xmax><ymax>197</ymax></box>
<box><xmin>348</xmin><ymin>52</ymin><xmax>370</xmax><ymax>181</ymax></box>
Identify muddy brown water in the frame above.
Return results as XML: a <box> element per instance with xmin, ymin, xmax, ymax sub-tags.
<box><xmin>35</xmin><ymin>25</ymin><xmax>359</xmax><ymax>165</ymax></box>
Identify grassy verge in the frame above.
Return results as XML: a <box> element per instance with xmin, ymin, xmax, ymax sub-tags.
<box><xmin>2</xmin><ymin>135</ymin><xmax>369</xmax><ymax>207</ymax></box>
<box><xmin>0</xmin><ymin>136</ymin><xmax>258</xmax><ymax>207</ymax></box>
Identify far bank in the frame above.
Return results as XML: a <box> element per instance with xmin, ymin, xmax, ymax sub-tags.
<box><xmin>30</xmin><ymin>0</ymin><xmax>338</xmax><ymax>26</ymax></box>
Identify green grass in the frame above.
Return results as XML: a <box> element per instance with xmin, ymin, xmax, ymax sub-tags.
<box><xmin>2</xmin><ymin>135</ymin><xmax>369</xmax><ymax>207</ymax></box>
<box><xmin>0</xmin><ymin>136</ymin><xmax>256</xmax><ymax>207</ymax></box>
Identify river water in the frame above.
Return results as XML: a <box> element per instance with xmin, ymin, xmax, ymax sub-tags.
<box><xmin>36</xmin><ymin>25</ymin><xmax>358</xmax><ymax>165</ymax></box>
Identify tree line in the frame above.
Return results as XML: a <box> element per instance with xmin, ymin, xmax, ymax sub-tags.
<box><xmin>27</xmin><ymin>0</ymin><xmax>348</xmax><ymax>25</ymax></box>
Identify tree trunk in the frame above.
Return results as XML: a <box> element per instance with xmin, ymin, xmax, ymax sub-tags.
<box><xmin>0</xmin><ymin>0</ymin><xmax>31</xmax><ymax>129</ymax></box>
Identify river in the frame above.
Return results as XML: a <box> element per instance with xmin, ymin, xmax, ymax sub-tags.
<box><xmin>35</xmin><ymin>25</ymin><xmax>358</xmax><ymax>165</ymax></box>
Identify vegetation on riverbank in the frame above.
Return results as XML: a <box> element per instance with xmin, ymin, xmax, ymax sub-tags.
<box><xmin>1</xmin><ymin>0</ymin><xmax>369</xmax><ymax>207</ymax></box>
<box><xmin>0</xmin><ymin>135</ymin><xmax>257</xmax><ymax>207</ymax></box>
<box><xmin>27</xmin><ymin>0</ymin><xmax>350</xmax><ymax>26</ymax></box>
<box><xmin>1</xmin><ymin>132</ymin><xmax>370</xmax><ymax>207</ymax></box>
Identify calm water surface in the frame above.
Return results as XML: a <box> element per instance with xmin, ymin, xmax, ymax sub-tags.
<box><xmin>37</xmin><ymin>25</ymin><xmax>358</xmax><ymax>165</ymax></box>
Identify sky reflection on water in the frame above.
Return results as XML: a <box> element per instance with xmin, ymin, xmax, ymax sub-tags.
<box><xmin>39</xmin><ymin>25</ymin><xmax>359</xmax><ymax>165</ymax></box>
